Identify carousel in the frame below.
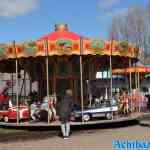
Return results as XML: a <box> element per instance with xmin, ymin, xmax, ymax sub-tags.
<box><xmin>113</xmin><ymin>64</ymin><xmax>150</xmax><ymax>113</ymax></box>
<box><xmin>112</xmin><ymin>64</ymin><xmax>150</xmax><ymax>95</ymax></box>
<box><xmin>0</xmin><ymin>24</ymin><xmax>141</xmax><ymax>126</ymax></box>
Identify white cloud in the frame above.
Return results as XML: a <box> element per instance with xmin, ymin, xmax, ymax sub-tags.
<box><xmin>106</xmin><ymin>8</ymin><xmax>128</xmax><ymax>17</ymax></box>
<box><xmin>98</xmin><ymin>0</ymin><xmax>128</xmax><ymax>19</ymax></box>
<box><xmin>0</xmin><ymin>0</ymin><xmax>39</xmax><ymax>17</ymax></box>
<box><xmin>99</xmin><ymin>0</ymin><xmax>121</xmax><ymax>9</ymax></box>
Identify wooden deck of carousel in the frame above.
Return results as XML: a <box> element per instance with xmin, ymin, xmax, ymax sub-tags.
<box><xmin>0</xmin><ymin>113</ymin><xmax>145</xmax><ymax>130</ymax></box>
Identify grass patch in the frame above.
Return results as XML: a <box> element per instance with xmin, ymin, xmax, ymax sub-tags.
<box><xmin>0</xmin><ymin>128</ymin><xmax>56</xmax><ymax>143</ymax></box>
<box><xmin>0</xmin><ymin>128</ymin><xmax>23</xmax><ymax>134</ymax></box>
<box><xmin>0</xmin><ymin>128</ymin><xmax>29</xmax><ymax>142</ymax></box>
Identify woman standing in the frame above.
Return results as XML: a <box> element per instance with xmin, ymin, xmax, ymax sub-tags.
<box><xmin>59</xmin><ymin>89</ymin><xmax>73</xmax><ymax>139</ymax></box>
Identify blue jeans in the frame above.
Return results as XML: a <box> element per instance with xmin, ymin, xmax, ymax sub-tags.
<box><xmin>61</xmin><ymin>122</ymin><xmax>70</xmax><ymax>137</ymax></box>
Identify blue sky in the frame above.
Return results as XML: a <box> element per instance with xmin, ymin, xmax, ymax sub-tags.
<box><xmin>0</xmin><ymin>0</ymin><xmax>149</xmax><ymax>43</ymax></box>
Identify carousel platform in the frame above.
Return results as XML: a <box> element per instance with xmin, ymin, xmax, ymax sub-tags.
<box><xmin>139</xmin><ymin>111</ymin><xmax>150</xmax><ymax>127</ymax></box>
<box><xmin>140</xmin><ymin>121</ymin><xmax>150</xmax><ymax>127</ymax></box>
<box><xmin>0</xmin><ymin>113</ymin><xmax>142</xmax><ymax>130</ymax></box>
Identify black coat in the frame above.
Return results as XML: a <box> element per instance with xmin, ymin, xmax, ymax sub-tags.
<box><xmin>59</xmin><ymin>95</ymin><xmax>73</xmax><ymax>123</ymax></box>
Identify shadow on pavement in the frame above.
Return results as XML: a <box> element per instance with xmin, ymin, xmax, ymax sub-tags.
<box><xmin>0</xmin><ymin>119</ymin><xmax>139</xmax><ymax>143</ymax></box>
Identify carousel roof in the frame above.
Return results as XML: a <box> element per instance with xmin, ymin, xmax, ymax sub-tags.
<box><xmin>0</xmin><ymin>24</ymin><xmax>139</xmax><ymax>60</ymax></box>
<box><xmin>38</xmin><ymin>24</ymin><xmax>80</xmax><ymax>41</ymax></box>
<box><xmin>112</xmin><ymin>65</ymin><xmax>150</xmax><ymax>74</ymax></box>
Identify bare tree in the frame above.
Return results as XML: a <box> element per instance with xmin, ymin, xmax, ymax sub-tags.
<box><xmin>109</xmin><ymin>5</ymin><xmax>150</xmax><ymax>64</ymax></box>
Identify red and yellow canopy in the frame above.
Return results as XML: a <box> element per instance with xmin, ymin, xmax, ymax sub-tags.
<box><xmin>0</xmin><ymin>24</ymin><xmax>139</xmax><ymax>60</ymax></box>
<box><xmin>113</xmin><ymin>66</ymin><xmax>150</xmax><ymax>74</ymax></box>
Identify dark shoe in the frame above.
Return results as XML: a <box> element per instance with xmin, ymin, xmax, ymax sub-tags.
<box><xmin>63</xmin><ymin>136</ymin><xmax>69</xmax><ymax>140</ymax></box>
<box><xmin>69</xmin><ymin>131</ymin><xmax>72</xmax><ymax>136</ymax></box>
<box><xmin>58</xmin><ymin>131</ymin><xmax>63</xmax><ymax>137</ymax></box>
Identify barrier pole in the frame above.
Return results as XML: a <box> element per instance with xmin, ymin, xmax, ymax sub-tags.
<box><xmin>45</xmin><ymin>40</ymin><xmax>50</xmax><ymax>124</ymax></box>
<box><xmin>137</xmin><ymin>72</ymin><xmax>141</xmax><ymax>113</ymax></box>
<box><xmin>80</xmin><ymin>37</ymin><xmax>84</xmax><ymax>122</ymax></box>
<box><xmin>13</xmin><ymin>41</ymin><xmax>19</xmax><ymax>124</ymax></box>
<box><xmin>110</xmin><ymin>38</ymin><xmax>113</xmax><ymax>119</ymax></box>
<box><xmin>129</xmin><ymin>59</ymin><xmax>132</xmax><ymax>112</ymax></box>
